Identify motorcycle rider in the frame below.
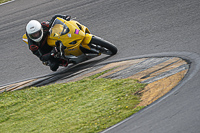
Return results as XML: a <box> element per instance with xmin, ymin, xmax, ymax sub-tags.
<box><xmin>25</xmin><ymin>14</ymin><xmax>71</xmax><ymax>71</ymax></box>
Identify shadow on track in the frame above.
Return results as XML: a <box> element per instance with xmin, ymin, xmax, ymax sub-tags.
<box><xmin>32</xmin><ymin>56</ymin><xmax>113</xmax><ymax>87</ymax></box>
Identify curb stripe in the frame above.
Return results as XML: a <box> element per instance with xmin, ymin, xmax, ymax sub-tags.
<box><xmin>70</xmin><ymin>58</ymin><xmax>146</xmax><ymax>82</ymax></box>
<box><xmin>127</xmin><ymin>57</ymin><xmax>181</xmax><ymax>80</ymax></box>
<box><xmin>140</xmin><ymin>59</ymin><xmax>187</xmax><ymax>82</ymax></box>
<box><xmin>141</xmin><ymin>64</ymin><xmax>189</xmax><ymax>83</ymax></box>
<box><xmin>106</xmin><ymin>57</ymin><xmax>173</xmax><ymax>79</ymax></box>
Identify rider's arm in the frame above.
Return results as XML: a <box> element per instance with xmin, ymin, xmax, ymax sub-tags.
<box><xmin>33</xmin><ymin>49</ymin><xmax>51</xmax><ymax>61</ymax></box>
<box><xmin>27</xmin><ymin>37</ymin><xmax>51</xmax><ymax>61</ymax></box>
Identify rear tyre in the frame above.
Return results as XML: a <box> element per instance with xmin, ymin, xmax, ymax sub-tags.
<box><xmin>90</xmin><ymin>36</ymin><xmax>118</xmax><ymax>55</ymax></box>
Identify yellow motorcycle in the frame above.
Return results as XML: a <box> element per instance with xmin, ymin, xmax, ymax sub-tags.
<box><xmin>22</xmin><ymin>17</ymin><xmax>117</xmax><ymax>64</ymax></box>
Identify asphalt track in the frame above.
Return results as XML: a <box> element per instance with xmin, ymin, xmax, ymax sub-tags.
<box><xmin>1</xmin><ymin>0</ymin><xmax>200</xmax><ymax>133</ymax></box>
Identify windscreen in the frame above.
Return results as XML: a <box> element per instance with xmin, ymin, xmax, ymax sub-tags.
<box><xmin>49</xmin><ymin>18</ymin><xmax>69</xmax><ymax>37</ymax></box>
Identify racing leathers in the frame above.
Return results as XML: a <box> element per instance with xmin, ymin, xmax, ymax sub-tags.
<box><xmin>26</xmin><ymin>15</ymin><xmax>70</xmax><ymax>71</ymax></box>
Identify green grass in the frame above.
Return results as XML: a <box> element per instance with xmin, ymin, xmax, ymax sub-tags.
<box><xmin>0</xmin><ymin>0</ymin><xmax>11</xmax><ymax>4</ymax></box>
<box><xmin>0</xmin><ymin>72</ymin><xmax>146</xmax><ymax>133</ymax></box>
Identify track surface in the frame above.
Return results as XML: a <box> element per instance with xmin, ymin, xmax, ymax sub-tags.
<box><xmin>1</xmin><ymin>0</ymin><xmax>200</xmax><ymax>132</ymax></box>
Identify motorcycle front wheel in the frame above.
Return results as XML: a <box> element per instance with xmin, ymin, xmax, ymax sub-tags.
<box><xmin>90</xmin><ymin>36</ymin><xmax>118</xmax><ymax>55</ymax></box>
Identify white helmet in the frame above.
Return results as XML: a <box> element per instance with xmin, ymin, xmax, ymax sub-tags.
<box><xmin>26</xmin><ymin>20</ymin><xmax>43</xmax><ymax>42</ymax></box>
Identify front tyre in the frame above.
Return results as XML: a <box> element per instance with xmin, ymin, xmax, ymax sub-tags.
<box><xmin>90</xmin><ymin>36</ymin><xmax>118</xmax><ymax>55</ymax></box>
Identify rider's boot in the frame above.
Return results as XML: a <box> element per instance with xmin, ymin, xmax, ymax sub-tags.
<box><xmin>49</xmin><ymin>59</ymin><xmax>59</xmax><ymax>71</ymax></box>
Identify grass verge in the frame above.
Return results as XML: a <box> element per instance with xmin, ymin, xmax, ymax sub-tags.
<box><xmin>0</xmin><ymin>71</ymin><xmax>146</xmax><ymax>133</ymax></box>
<box><xmin>0</xmin><ymin>0</ymin><xmax>11</xmax><ymax>4</ymax></box>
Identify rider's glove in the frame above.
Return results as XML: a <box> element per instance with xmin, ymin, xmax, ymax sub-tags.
<box><xmin>50</xmin><ymin>47</ymin><xmax>59</xmax><ymax>58</ymax></box>
<box><xmin>64</xmin><ymin>15</ymin><xmax>71</xmax><ymax>21</ymax></box>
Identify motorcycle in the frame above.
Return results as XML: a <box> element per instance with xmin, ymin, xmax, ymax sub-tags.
<box><xmin>22</xmin><ymin>17</ymin><xmax>118</xmax><ymax>66</ymax></box>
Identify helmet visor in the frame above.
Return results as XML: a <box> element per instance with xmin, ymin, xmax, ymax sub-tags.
<box><xmin>29</xmin><ymin>30</ymin><xmax>42</xmax><ymax>40</ymax></box>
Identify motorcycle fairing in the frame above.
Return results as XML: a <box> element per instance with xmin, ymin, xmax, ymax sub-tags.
<box><xmin>47</xmin><ymin>17</ymin><xmax>93</xmax><ymax>56</ymax></box>
<box><xmin>22</xmin><ymin>17</ymin><xmax>94</xmax><ymax>57</ymax></box>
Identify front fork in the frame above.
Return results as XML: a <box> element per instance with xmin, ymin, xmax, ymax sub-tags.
<box><xmin>55</xmin><ymin>41</ymin><xmax>68</xmax><ymax>60</ymax></box>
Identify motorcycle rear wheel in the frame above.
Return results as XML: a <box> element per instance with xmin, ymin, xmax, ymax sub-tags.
<box><xmin>90</xmin><ymin>36</ymin><xmax>118</xmax><ymax>55</ymax></box>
